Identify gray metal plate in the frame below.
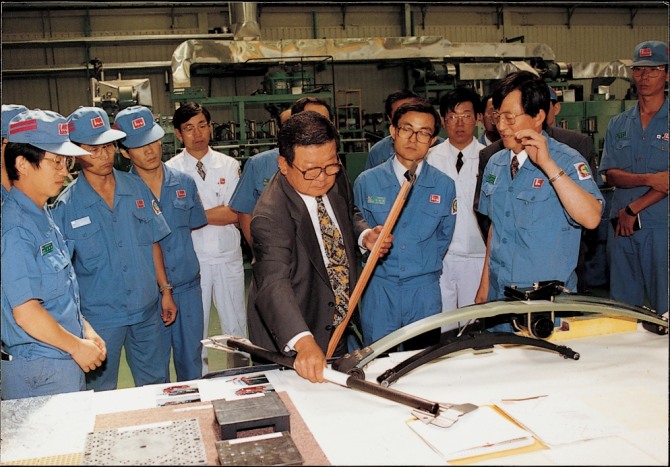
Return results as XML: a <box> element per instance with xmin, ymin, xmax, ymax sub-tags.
<box><xmin>215</xmin><ymin>431</ymin><xmax>304</xmax><ymax>466</ymax></box>
<box><xmin>82</xmin><ymin>418</ymin><xmax>207</xmax><ymax>465</ymax></box>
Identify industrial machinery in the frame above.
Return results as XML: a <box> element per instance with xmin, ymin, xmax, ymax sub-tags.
<box><xmin>167</xmin><ymin>36</ymin><xmax>639</xmax><ymax>182</ymax></box>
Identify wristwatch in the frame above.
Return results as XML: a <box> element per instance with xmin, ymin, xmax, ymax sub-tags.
<box><xmin>624</xmin><ymin>205</ymin><xmax>637</xmax><ymax>216</ymax></box>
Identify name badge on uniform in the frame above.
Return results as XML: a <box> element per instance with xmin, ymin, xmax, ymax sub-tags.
<box><xmin>486</xmin><ymin>173</ymin><xmax>497</xmax><ymax>184</ymax></box>
<box><xmin>367</xmin><ymin>195</ymin><xmax>385</xmax><ymax>205</ymax></box>
<box><xmin>176</xmin><ymin>189</ymin><xmax>186</xmax><ymax>198</ymax></box>
<box><xmin>533</xmin><ymin>178</ymin><xmax>544</xmax><ymax>188</ymax></box>
<box><xmin>71</xmin><ymin>216</ymin><xmax>91</xmax><ymax>229</ymax></box>
<box><xmin>40</xmin><ymin>241</ymin><xmax>54</xmax><ymax>256</ymax></box>
<box><xmin>430</xmin><ymin>194</ymin><xmax>441</xmax><ymax>204</ymax></box>
<box><xmin>136</xmin><ymin>200</ymin><xmax>145</xmax><ymax>209</ymax></box>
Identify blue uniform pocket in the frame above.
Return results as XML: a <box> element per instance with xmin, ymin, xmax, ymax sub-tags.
<box><xmin>514</xmin><ymin>188</ymin><xmax>552</xmax><ymax>229</ymax></box>
<box><xmin>172</xmin><ymin>198</ymin><xmax>195</xmax><ymax>228</ymax></box>
<box><xmin>40</xmin><ymin>252</ymin><xmax>69</xmax><ymax>302</ymax></box>
<box><xmin>132</xmin><ymin>208</ymin><xmax>154</xmax><ymax>246</ymax></box>
<box><xmin>67</xmin><ymin>221</ymin><xmax>103</xmax><ymax>262</ymax></box>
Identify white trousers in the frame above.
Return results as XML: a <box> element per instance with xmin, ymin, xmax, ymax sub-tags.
<box><xmin>200</xmin><ymin>257</ymin><xmax>247</xmax><ymax>376</ymax></box>
<box><xmin>439</xmin><ymin>254</ymin><xmax>485</xmax><ymax>332</ymax></box>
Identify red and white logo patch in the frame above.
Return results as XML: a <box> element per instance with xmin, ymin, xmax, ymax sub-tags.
<box><xmin>132</xmin><ymin>117</ymin><xmax>146</xmax><ymax>130</ymax></box>
<box><xmin>219</xmin><ymin>178</ymin><xmax>226</xmax><ymax>185</ymax></box>
<box><xmin>91</xmin><ymin>116</ymin><xmax>104</xmax><ymax>128</ymax></box>
<box><xmin>58</xmin><ymin>123</ymin><xmax>69</xmax><ymax>135</ymax></box>
<box><xmin>533</xmin><ymin>178</ymin><xmax>544</xmax><ymax>188</ymax></box>
<box><xmin>136</xmin><ymin>199</ymin><xmax>145</xmax><ymax>209</ymax></box>
<box><xmin>176</xmin><ymin>189</ymin><xmax>186</xmax><ymax>198</ymax></box>
<box><xmin>429</xmin><ymin>194</ymin><xmax>441</xmax><ymax>203</ymax></box>
<box><xmin>639</xmin><ymin>47</ymin><xmax>653</xmax><ymax>58</ymax></box>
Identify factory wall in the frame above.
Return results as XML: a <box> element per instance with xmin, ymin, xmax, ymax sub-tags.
<box><xmin>1</xmin><ymin>3</ymin><xmax>668</xmax><ymax>120</ymax></box>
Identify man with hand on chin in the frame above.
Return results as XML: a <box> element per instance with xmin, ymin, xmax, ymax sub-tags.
<box><xmin>475</xmin><ymin>71</ymin><xmax>603</xmax><ymax>321</ymax></box>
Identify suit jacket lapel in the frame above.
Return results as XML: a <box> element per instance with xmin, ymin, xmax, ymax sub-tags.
<box><xmin>278</xmin><ymin>174</ymin><xmax>331</xmax><ymax>287</ymax></box>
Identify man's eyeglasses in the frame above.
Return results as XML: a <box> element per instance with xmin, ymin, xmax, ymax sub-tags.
<box><xmin>42</xmin><ymin>155</ymin><xmax>75</xmax><ymax>171</ymax></box>
<box><xmin>291</xmin><ymin>161</ymin><xmax>342</xmax><ymax>180</ymax></box>
<box><xmin>492</xmin><ymin>111</ymin><xmax>526</xmax><ymax>126</ymax></box>
<box><xmin>180</xmin><ymin>123</ymin><xmax>210</xmax><ymax>134</ymax></box>
<box><xmin>631</xmin><ymin>66</ymin><xmax>667</xmax><ymax>78</ymax></box>
<box><xmin>396</xmin><ymin>125</ymin><xmax>433</xmax><ymax>144</ymax></box>
<box><xmin>445</xmin><ymin>113</ymin><xmax>475</xmax><ymax>123</ymax></box>
<box><xmin>83</xmin><ymin>142</ymin><xmax>117</xmax><ymax>159</ymax></box>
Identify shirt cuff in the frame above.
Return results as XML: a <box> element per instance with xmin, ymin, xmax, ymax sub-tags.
<box><xmin>284</xmin><ymin>331</ymin><xmax>313</xmax><ymax>353</ymax></box>
<box><xmin>358</xmin><ymin>228</ymin><xmax>371</xmax><ymax>253</ymax></box>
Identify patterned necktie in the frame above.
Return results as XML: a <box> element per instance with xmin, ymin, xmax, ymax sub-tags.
<box><xmin>456</xmin><ymin>152</ymin><xmax>464</xmax><ymax>173</ymax></box>
<box><xmin>196</xmin><ymin>160</ymin><xmax>206</xmax><ymax>180</ymax></box>
<box><xmin>510</xmin><ymin>154</ymin><xmax>519</xmax><ymax>179</ymax></box>
<box><xmin>315</xmin><ymin>195</ymin><xmax>350</xmax><ymax>327</ymax></box>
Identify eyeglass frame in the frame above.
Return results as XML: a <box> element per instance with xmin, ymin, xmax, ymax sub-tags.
<box><xmin>630</xmin><ymin>65</ymin><xmax>667</xmax><ymax>78</ymax></box>
<box><xmin>42</xmin><ymin>155</ymin><xmax>75</xmax><ymax>171</ymax></box>
<box><xmin>180</xmin><ymin>122</ymin><xmax>211</xmax><ymax>135</ymax></box>
<box><xmin>290</xmin><ymin>160</ymin><xmax>342</xmax><ymax>180</ymax></box>
<box><xmin>444</xmin><ymin>113</ymin><xmax>476</xmax><ymax>124</ymax></box>
<box><xmin>492</xmin><ymin>111</ymin><xmax>527</xmax><ymax>126</ymax></box>
<box><xmin>395</xmin><ymin>125</ymin><xmax>434</xmax><ymax>144</ymax></box>
<box><xmin>80</xmin><ymin>142</ymin><xmax>117</xmax><ymax>159</ymax></box>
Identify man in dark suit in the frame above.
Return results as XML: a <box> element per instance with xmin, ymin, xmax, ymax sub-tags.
<box><xmin>475</xmin><ymin>88</ymin><xmax>600</xmax><ymax>293</ymax></box>
<box><xmin>247</xmin><ymin>111</ymin><xmax>390</xmax><ymax>383</ymax></box>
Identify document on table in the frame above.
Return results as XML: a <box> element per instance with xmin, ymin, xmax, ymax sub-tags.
<box><xmin>407</xmin><ymin>405</ymin><xmax>535</xmax><ymax>461</ymax></box>
<box><xmin>494</xmin><ymin>395</ymin><xmax>624</xmax><ymax>446</ymax></box>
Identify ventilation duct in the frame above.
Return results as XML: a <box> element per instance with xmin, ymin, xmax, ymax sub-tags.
<box><xmin>230</xmin><ymin>2</ymin><xmax>261</xmax><ymax>41</ymax></box>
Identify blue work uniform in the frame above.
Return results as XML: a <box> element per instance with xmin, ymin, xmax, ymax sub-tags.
<box><xmin>1</xmin><ymin>188</ymin><xmax>86</xmax><ymax>399</ymax></box>
<box><xmin>354</xmin><ymin>158</ymin><xmax>456</xmax><ymax>345</ymax></box>
<box><xmin>1</xmin><ymin>184</ymin><xmax>9</xmax><ymax>204</ymax></box>
<box><xmin>230</xmin><ymin>148</ymin><xmax>280</xmax><ymax>215</ymax></box>
<box><xmin>478</xmin><ymin>134</ymin><xmax>604</xmax><ymax>300</ymax></box>
<box><xmin>130</xmin><ymin>164</ymin><xmax>208</xmax><ymax>381</ymax></box>
<box><xmin>599</xmin><ymin>99</ymin><xmax>668</xmax><ymax>315</ymax></box>
<box><xmin>51</xmin><ymin>169</ymin><xmax>171</xmax><ymax>391</ymax></box>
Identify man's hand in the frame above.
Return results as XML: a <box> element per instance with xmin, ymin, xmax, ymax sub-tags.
<box><xmin>70</xmin><ymin>338</ymin><xmax>106</xmax><ymax>373</ymax></box>
<box><xmin>293</xmin><ymin>335</ymin><xmax>327</xmax><ymax>383</ymax></box>
<box><xmin>363</xmin><ymin>226</ymin><xmax>393</xmax><ymax>258</ymax></box>
<box><xmin>614</xmin><ymin>207</ymin><xmax>638</xmax><ymax>237</ymax></box>
<box><xmin>161</xmin><ymin>292</ymin><xmax>178</xmax><ymax>325</ymax></box>
<box><xmin>514</xmin><ymin>129</ymin><xmax>551</xmax><ymax>168</ymax></box>
<box><xmin>649</xmin><ymin>171</ymin><xmax>669</xmax><ymax>194</ymax></box>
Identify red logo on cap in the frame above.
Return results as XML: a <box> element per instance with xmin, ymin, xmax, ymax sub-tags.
<box><xmin>91</xmin><ymin>116</ymin><xmax>104</xmax><ymax>128</ymax></box>
<box><xmin>132</xmin><ymin>117</ymin><xmax>146</xmax><ymax>130</ymax></box>
<box><xmin>58</xmin><ymin>123</ymin><xmax>69</xmax><ymax>135</ymax></box>
<box><xmin>9</xmin><ymin>119</ymin><xmax>38</xmax><ymax>135</ymax></box>
<box><xmin>639</xmin><ymin>47</ymin><xmax>653</xmax><ymax>57</ymax></box>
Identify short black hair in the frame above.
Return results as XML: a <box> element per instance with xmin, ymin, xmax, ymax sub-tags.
<box><xmin>439</xmin><ymin>87</ymin><xmax>481</xmax><ymax>117</ymax></box>
<box><xmin>278</xmin><ymin>111</ymin><xmax>339</xmax><ymax>166</ymax></box>
<box><xmin>290</xmin><ymin>97</ymin><xmax>334</xmax><ymax>121</ymax></box>
<box><xmin>4</xmin><ymin>142</ymin><xmax>45</xmax><ymax>181</ymax></box>
<box><xmin>492</xmin><ymin>71</ymin><xmax>550</xmax><ymax>121</ymax></box>
<box><xmin>173</xmin><ymin>102</ymin><xmax>211</xmax><ymax>130</ymax></box>
<box><xmin>385</xmin><ymin>89</ymin><xmax>420</xmax><ymax>118</ymax></box>
<box><xmin>392</xmin><ymin>100</ymin><xmax>442</xmax><ymax>138</ymax></box>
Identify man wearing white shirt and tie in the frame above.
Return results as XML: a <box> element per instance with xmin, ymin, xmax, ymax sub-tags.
<box><xmin>427</xmin><ymin>88</ymin><xmax>487</xmax><ymax>326</ymax></box>
<box><xmin>166</xmin><ymin>102</ymin><xmax>246</xmax><ymax>375</ymax></box>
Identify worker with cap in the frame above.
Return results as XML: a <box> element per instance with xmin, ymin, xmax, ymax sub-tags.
<box><xmin>2</xmin><ymin>104</ymin><xmax>29</xmax><ymax>202</ymax></box>
<box><xmin>115</xmin><ymin>105</ymin><xmax>208</xmax><ymax>382</ymax></box>
<box><xmin>51</xmin><ymin>106</ymin><xmax>174</xmax><ymax>391</ymax></box>
<box><xmin>599</xmin><ymin>40</ymin><xmax>669</xmax><ymax>326</ymax></box>
<box><xmin>2</xmin><ymin>109</ymin><xmax>107</xmax><ymax>399</ymax></box>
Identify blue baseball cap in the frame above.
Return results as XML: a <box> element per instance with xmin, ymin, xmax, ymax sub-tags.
<box><xmin>7</xmin><ymin>109</ymin><xmax>90</xmax><ymax>157</ymax></box>
<box><xmin>632</xmin><ymin>40</ymin><xmax>668</xmax><ymax>67</ymax></box>
<box><xmin>2</xmin><ymin>104</ymin><xmax>29</xmax><ymax>139</ymax></box>
<box><xmin>547</xmin><ymin>86</ymin><xmax>558</xmax><ymax>102</ymax></box>
<box><xmin>114</xmin><ymin>106</ymin><xmax>165</xmax><ymax>149</ymax></box>
<box><xmin>67</xmin><ymin>106</ymin><xmax>126</xmax><ymax>145</ymax></box>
